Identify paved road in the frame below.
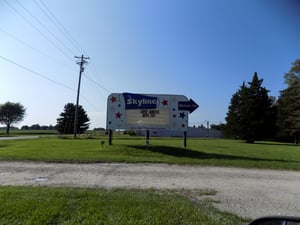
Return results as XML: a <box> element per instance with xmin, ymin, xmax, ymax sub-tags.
<box><xmin>0</xmin><ymin>162</ymin><xmax>300</xmax><ymax>219</ymax></box>
<box><xmin>0</xmin><ymin>136</ymin><xmax>39</xmax><ymax>140</ymax></box>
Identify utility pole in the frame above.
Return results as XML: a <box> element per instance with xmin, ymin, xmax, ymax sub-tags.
<box><xmin>74</xmin><ymin>54</ymin><xmax>89</xmax><ymax>139</ymax></box>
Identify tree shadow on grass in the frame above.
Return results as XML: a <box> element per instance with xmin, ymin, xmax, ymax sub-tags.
<box><xmin>128</xmin><ymin>145</ymin><xmax>300</xmax><ymax>163</ymax></box>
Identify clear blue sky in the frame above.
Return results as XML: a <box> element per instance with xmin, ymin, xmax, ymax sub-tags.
<box><xmin>1</xmin><ymin>0</ymin><xmax>300</xmax><ymax>129</ymax></box>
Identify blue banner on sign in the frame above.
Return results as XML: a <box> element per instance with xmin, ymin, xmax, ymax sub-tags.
<box><xmin>123</xmin><ymin>93</ymin><xmax>157</xmax><ymax>109</ymax></box>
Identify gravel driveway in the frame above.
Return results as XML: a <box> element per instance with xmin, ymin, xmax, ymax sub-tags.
<box><xmin>0</xmin><ymin>162</ymin><xmax>300</xmax><ymax>219</ymax></box>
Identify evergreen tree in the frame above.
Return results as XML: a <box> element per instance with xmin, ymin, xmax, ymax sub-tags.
<box><xmin>277</xmin><ymin>60</ymin><xmax>300</xmax><ymax>144</ymax></box>
<box><xmin>225</xmin><ymin>82</ymin><xmax>247</xmax><ymax>138</ymax></box>
<box><xmin>226</xmin><ymin>72</ymin><xmax>275</xmax><ymax>143</ymax></box>
<box><xmin>56</xmin><ymin>103</ymin><xmax>90</xmax><ymax>134</ymax></box>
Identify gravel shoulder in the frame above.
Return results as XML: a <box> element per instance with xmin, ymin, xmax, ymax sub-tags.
<box><xmin>0</xmin><ymin>161</ymin><xmax>300</xmax><ymax>219</ymax></box>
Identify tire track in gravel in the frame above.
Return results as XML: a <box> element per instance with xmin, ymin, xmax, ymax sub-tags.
<box><xmin>0</xmin><ymin>161</ymin><xmax>300</xmax><ymax>219</ymax></box>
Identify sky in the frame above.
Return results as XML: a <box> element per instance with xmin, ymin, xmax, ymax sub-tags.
<box><xmin>1</xmin><ymin>0</ymin><xmax>300</xmax><ymax>129</ymax></box>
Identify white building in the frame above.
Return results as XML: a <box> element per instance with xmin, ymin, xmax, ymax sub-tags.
<box><xmin>135</xmin><ymin>127</ymin><xmax>223</xmax><ymax>138</ymax></box>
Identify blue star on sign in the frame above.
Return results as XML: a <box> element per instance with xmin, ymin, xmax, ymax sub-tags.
<box><xmin>179</xmin><ymin>112</ymin><xmax>186</xmax><ymax>119</ymax></box>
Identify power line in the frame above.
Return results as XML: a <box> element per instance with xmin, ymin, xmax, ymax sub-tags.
<box><xmin>85</xmin><ymin>59</ymin><xmax>107</xmax><ymax>88</ymax></box>
<box><xmin>0</xmin><ymin>55</ymin><xmax>100</xmax><ymax>112</ymax></box>
<box><xmin>0</xmin><ymin>31</ymin><xmax>104</xmax><ymax>112</ymax></box>
<box><xmin>34</xmin><ymin>0</ymin><xmax>109</xmax><ymax>91</ymax></box>
<box><xmin>15</xmin><ymin>0</ymin><xmax>77</xmax><ymax>56</ymax></box>
<box><xmin>80</xmin><ymin>95</ymin><xmax>100</xmax><ymax>111</ymax></box>
<box><xmin>33</xmin><ymin>0</ymin><xmax>110</xmax><ymax>95</ymax></box>
<box><xmin>3</xmin><ymin>0</ymin><xmax>73</xmax><ymax>62</ymax></box>
<box><xmin>34</xmin><ymin>0</ymin><xmax>85</xmax><ymax>55</ymax></box>
<box><xmin>1</xmin><ymin>2</ymin><xmax>105</xmax><ymax>122</ymax></box>
<box><xmin>0</xmin><ymin>27</ymin><xmax>74</xmax><ymax>71</ymax></box>
<box><xmin>0</xmin><ymin>55</ymin><xmax>75</xmax><ymax>92</ymax></box>
<box><xmin>83</xmin><ymin>74</ymin><xmax>111</xmax><ymax>94</ymax></box>
<box><xmin>2</xmin><ymin>1</ymin><xmax>109</xmax><ymax>115</ymax></box>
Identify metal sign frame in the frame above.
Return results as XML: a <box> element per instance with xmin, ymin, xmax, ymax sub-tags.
<box><xmin>106</xmin><ymin>92</ymin><xmax>198</xmax><ymax>147</ymax></box>
<box><xmin>106</xmin><ymin>93</ymin><xmax>191</xmax><ymax>132</ymax></box>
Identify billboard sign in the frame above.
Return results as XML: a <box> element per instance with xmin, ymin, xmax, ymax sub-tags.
<box><xmin>106</xmin><ymin>93</ymin><xmax>198</xmax><ymax>131</ymax></box>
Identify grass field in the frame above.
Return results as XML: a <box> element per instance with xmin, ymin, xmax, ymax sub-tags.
<box><xmin>1</xmin><ymin>136</ymin><xmax>298</xmax><ymax>224</ymax></box>
<box><xmin>0</xmin><ymin>186</ymin><xmax>247</xmax><ymax>225</ymax></box>
<box><xmin>0</xmin><ymin>135</ymin><xmax>300</xmax><ymax>170</ymax></box>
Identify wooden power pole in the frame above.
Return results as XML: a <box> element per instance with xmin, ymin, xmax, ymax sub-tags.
<box><xmin>74</xmin><ymin>54</ymin><xmax>89</xmax><ymax>139</ymax></box>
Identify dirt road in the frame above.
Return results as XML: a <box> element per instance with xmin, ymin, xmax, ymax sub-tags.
<box><xmin>0</xmin><ymin>162</ymin><xmax>299</xmax><ymax>219</ymax></box>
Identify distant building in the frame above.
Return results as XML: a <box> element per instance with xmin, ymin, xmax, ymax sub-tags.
<box><xmin>187</xmin><ymin>127</ymin><xmax>223</xmax><ymax>138</ymax></box>
<box><xmin>135</xmin><ymin>127</ymin><xmax>223</xmax><ymax>138</ymax></box>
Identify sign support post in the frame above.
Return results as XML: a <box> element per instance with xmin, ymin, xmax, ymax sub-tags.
<box><xmin>146</xmin><ymin>130</ymin><xmax>150</xmax><ymax>145</ymax></box>
<box><xmin>184</xmin><ymin>131</ymin><xmax>187</xmax><ymax>148</ymax></box>
<box><xmin>108</xmin><ymin>129</ymin><xmax>112</xmax><ymax>145</ymax></box>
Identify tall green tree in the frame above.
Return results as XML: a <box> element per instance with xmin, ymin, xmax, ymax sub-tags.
<box><xmin>225</xmin><ymin>82</ymin><xmax>247</xmax><ymax>138</ymax></box>
<box><xmin>56</xmin><ymin>103</ymin><xmax>90</xmax><ymax>134</ymax></box>
<box><xmin>0</xmin><ymin>102</ymin><xmax>26</xmax><ymax>135</ymax></box>
<box><xmin>277</xmin><ymin>59</ymin><xmax>300</xmax><ymax>144</ymax></box>
<box><xmin>226</xmin><ymin>72</ymin><xmax>276</xmax><ymax>143</ymax></box>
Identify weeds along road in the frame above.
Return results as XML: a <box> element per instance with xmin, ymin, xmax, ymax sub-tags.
<box><xmin>0</xmin><ymin>162</ymin><xmax>300</xmax><ymax>219</ymax></box>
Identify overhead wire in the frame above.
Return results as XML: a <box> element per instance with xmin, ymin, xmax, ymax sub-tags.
<box><xmin>0</xmin><ymin>27</ymin><xmax>75</xmax><ymax>71</ymax></box>
<box><xmin>2</xmin><ymin>0</ymin><xmax>109</xmax><ymax>111</ymax></box>
<box><xmin>36</xmin><ymin>0</ymin><xmax>109</xmax><ymax>88</ymax></box>
<box><xmin>0</xmin><ymin>55</ymin><xmax>100</xmax><ymax>111</ymax></box>
<box><xmin>83</xmin><ymin>74</ymin><xmax>111</xmax><ymax>94</ymax></box>
<box><xmin>3</xmin><ymin>0</ymin><xmax>73</xmax><ymax>63</ymax></box>
<box><xmin>86</xmin><ymin>59</ymin><xmax>105</xmax><ymax>85</ymax></box>
<box><xmin>34</xmin><ymin>0</ymin><xmax>85</xmax><ymax>55</ymax></box>
<box><xmin>0</xmin><ymin>55</ymin><xmax>75</xmax><ymax>92</ymax></box>
<box><xmin>15</xmin><ymin>0</ymin><xmax>77</xmax><ymax>56</ymax></box>
<box><xmin>79</xmin><ymin>94</ymin><xmax>101</xmax><ymax>111</ymax></box>
<box><xmin>34</xmin><ymin>0</ymin><xmax>111</xmax><ymax>96</ymax></box>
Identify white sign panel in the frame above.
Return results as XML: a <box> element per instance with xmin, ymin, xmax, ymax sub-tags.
<box><xmin>106</xmin><ymin>93</ymin><xmax>193</xmax><ymax>131</ymax></box>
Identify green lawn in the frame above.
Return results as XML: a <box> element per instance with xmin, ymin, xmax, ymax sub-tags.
<box><xmin>0</xmin><ymin>186</ymin><xmax>247</xmax><ymax>225</ymax></box>
<box><xmin>0</xmin><ymin>136</ymin><xmax>298</xmax><ymax>224</ymax></box>
<box><xmin>0</xmin><ymin>136</ymin><xmax>300</xmax><ymax>170</ymax></box>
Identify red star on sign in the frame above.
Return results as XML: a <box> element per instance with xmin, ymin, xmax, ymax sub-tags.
<box><xmin>162</xmin><ymin>99</ymin><xmax>168</xmax><ymax>106</ymax></box>
<box><xmin>110</xmin><ymin>96</ymin><xmax>117</xmax><ymax>103</ymax></box>
<box><xmin>115</xmin><ymin>112</ymin><xmax>122</xmax><ymax>118</ymax></box>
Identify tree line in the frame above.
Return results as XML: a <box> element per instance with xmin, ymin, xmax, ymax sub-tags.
<box><xmin>20</xmin><ymin>124</ymin><xmax>56</xmax><ymax>130</ymax></box>
<box><xmin>1</xmin><ymin>59</ymin><xmax>300</xmax><ymax>143</ymax></box>
<box><xmin>0</xmin><ymin>102</ymin><xmax>90</xmax><ymax>135</ymax></box>
<box><xmin>224</xmin><ymin>59</ymin><xmax>300</xmax><ymax>144</ymax></box>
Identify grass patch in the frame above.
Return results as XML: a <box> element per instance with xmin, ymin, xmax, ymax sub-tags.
<box><xmin>0</xmin><ymin>186</ymin><xmax>247</xmax><ymax>225</ymax></box>
<box><xmin>0</xmin><ymin>137</ymin><xmax>300</xmax><ymax>170</ymax></box>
